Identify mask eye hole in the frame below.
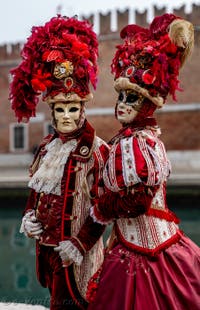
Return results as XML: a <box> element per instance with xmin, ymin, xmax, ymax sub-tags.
<box><xmin>55</xmin><ymin>107</ymin><xmax>64</xmax><ymax>113</ymax></box>
<box><xmin>126</xmin><ymin>93</ymin><xmax>139</xmax><ymax>104</ymax></box>
<box><xmin>118</xmin><ymin>92</ymin><xmax>124</xmax><ymax>102</ymax></box>
<box><xmin>69</xmin><ymin>107</ymin><xmax>80</xmax><ymax>113</ymax></box>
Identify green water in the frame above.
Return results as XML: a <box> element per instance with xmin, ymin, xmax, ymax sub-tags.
<box><xmin>0</xmin><ymin>188</ymin><xmax>199</xmax><ymax>306</ymax></box>
<box><xmin>0</xmin><ymin>207</ymin><xmax>50</xmax><ymax>307</ymax></box>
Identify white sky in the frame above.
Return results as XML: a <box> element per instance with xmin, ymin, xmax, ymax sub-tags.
<box><xmin>1</xmin><ymin>0</ymin><xmax>200</xmax><ymax>45</ymax></box>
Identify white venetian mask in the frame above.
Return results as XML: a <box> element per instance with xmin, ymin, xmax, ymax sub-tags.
<box><xmin>53</xmin><ymin>102</ymin><xmax>81</xmax><ymax>133</ymax></box>
<box><xmin>116</xmin><ymin>91</ymin><xmax>143</xmax><ymax>124</ymax></box>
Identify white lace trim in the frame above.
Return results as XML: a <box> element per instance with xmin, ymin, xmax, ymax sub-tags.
<box><xmin>90</xmin><ymin>206</ymin><xmax>112</xmax><ymax>225</ymax></box>
<box><xmin>28</xmin><ymin>138</ymin><xmax>77</xmax><ymax>195</ymax></box>
<box><xmin>58</xmin><ymin>240</ymin><xmax>83</xmax><ymax>266</ymax></box>
<box><xmin>121</xmin><ymin>137</ymin><xmax>141</xmax><ymax>187</ymax></box>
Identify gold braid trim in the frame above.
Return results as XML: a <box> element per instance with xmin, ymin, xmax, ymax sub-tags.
<box><xmin>73</xmin><ymin>236</ymin><xmax>87</xmax><ymax>254</ymax></box>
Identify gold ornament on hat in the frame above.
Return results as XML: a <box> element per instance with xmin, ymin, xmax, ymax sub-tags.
<box><xmin>53</xmin><ymin>61</ymin><xmax>74</xmax><ymax>79</ymax></box>
<box><xmin>64</xmin><ymin>77</ymin><xmax>74</xmax><ymax>90</ymax></box>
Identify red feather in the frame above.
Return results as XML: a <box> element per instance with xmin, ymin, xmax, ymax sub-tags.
<box><xmin>46</xmin><ymin>50</ymin><xmax>64</xmax><ymax>62</ymax></box>
<box><xmin>9</xmin><ymin>16</ymin><xmax>99</xmax><ymax>122</ymax></box>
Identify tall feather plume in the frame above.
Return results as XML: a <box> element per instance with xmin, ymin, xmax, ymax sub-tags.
<box><xmin>169</xmin><ymin>19</ymin><xmax>194</xmax><ymax>67</ymax></box>
<box><xmin>9</xmin><ymin>15</ymin><xmax>98</xmax><ymax>122</ymax></box>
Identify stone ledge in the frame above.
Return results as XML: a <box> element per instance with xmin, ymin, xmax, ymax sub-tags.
<box><xmin>168</xmin><ymin>150</ymin><xmax>200</xmax><ymax>173</ymax></box>
<box><xmin>0</xmin><ymin>151</ymin><xmax>199</xmax><ymax>188</ymax></box>
<box><xmin>0</xmin><ymin>154</ymin><xmax>33</xmax><ymax>167</ymax></box>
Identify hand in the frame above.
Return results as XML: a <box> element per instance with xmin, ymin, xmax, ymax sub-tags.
<box><xmin>54</xmin><ymin>240</ymin><xmax>83</xmax><ymax>267</ymax></box>
<box><xmin>54</xmin><ymin>242</ymin><xmax>73</xmax><ymax>267</ymax></box>
<box><xmin>20</xmin><ymin>210</ymin><xmax>43</xmax><ymax>239</ymax></box>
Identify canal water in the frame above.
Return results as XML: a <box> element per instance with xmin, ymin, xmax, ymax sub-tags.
<box><xmin>0</xmin><ymin>187</ymin><xmax>199</xmax><ymax>307</ymax></box>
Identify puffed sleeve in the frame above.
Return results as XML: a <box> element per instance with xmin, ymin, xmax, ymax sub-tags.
<box><xmin>91</xmin><ymin>131</ymin><xmax>170</xmax><ymax>224</ymax></box>
<box><xmin>91</xmin><ymin>184</ymin><xmax>158</xmax><ymax>224</ymax></box>
<box><xmin>104</xmin><ymin>132</ymin><xmax>170</xmax><ymax>192</ymax></box>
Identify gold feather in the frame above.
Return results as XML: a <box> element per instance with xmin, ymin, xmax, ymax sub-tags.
<box><xmin>168</xmin><ymin>19</ymin><xmax>194</xmax><ymax>67</ymax></box>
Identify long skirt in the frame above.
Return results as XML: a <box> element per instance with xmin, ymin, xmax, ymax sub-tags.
<box><xmin>88</xmin><ymin>235</ymin><xmax>200</xmax><ymax>310</ymax></box>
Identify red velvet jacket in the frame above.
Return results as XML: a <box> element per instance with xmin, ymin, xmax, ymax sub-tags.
<box><xmin>24</xmin><ymin>120</ymin><xmax>109</xmax><ymax>302</ymax></box>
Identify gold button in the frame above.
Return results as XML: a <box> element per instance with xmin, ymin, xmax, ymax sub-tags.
<box><xmin>80</xmin><ymin>146</ymin><xmax>89</xmax><ymax>156</ymax></box>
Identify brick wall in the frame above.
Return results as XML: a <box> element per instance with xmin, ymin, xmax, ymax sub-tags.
<box><xmin>0</xmin><ymin>4</ymin><xmax>200</xmax><ymax>153</ymax></box>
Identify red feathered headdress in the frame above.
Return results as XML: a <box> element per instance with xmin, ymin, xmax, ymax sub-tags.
<box><xmin>111</xmin><ymin>13</ymin><xmax>194</xmax><ymax>115</ymax></box>
<box><xmin>9</xmin><ymin>15</ymin><xmax>99</xmax><ymax>122</ymax></box>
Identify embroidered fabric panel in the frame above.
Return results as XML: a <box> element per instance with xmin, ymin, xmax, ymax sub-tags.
<box><xmin>71</xmin><ymin>137</ymin><xmax>108</xmax><ymax>236</ymax></box>
<box><xmin>94</xmin><ymin>137</ymin><xmax>109</xmax><ymax>198</ymax></box>
<box><xmin>137</xmin><ymin>130</ymin><xmax>170</xmax><ymax>186</ymax></box>
<box><xmin>72</xmin><ymin>137</ymin><xmax>107</xmax><ymax>298</ymax></box>
<box><xmin>117</xmin><ymin>215</ymin><xmax>179</xmax><ymax>250</ymax></box>
<box><xmin>72</xmin><ymin>158</ymin><xmax>94</xmax><ymax>237</ymax></box>
<box><xmin>103</xmin><ymin>143</ymin><xmax>122</xmax><ymax>192</ymax></box>
<box><xmin>137</xmin><ymin>135</ymin><xmax>156</xmax><ymax>185</ymax></box>
<box><xmin>151</xmin><ymin>184</ymin><xmax>165</xmax><ymax>210</ymax></box>
<box><xmin>153</xmin><ymin>138</ymin><xmax>171</xmax><ymax>183</ymax></box>
<box><xmin>120</xmin><ymin>137</ymin><xmax>141</xmax><ymax>187</ymax></box>
<box><xmin>74</xmin><ymin>238</ymin><xmax>104</xmax><ymax>299</ymax></box>
<box><xmin>148</xmin><ymin>129</ymin><xmax>171</xmax><ymax>179</ymax></box>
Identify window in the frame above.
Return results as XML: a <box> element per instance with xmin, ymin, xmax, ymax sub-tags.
<box><xmin>10</xmin><ymin>123</ymin><xmax>28</xmax><ymax>152</ymax></box>
<box><xmin>44</xmin><ymin>121</ymin><xmax>54</xmax><ymax>136</ymax></box>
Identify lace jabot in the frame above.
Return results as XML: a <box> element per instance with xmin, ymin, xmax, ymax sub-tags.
<box><xmin>28</xmin><ymin>138</ymin><xmax>77</xmax><ymax>195</ymax></box>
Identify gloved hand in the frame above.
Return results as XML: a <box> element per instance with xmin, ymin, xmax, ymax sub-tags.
<box><xmin>54</xmin><ymin>240</ymin><xmax>83</xmax><ymax>267</ymax></box>
<box><xmin>20</xmin><ymin>210</ymin><xmax>43</xmax><ymax>239</ymax></box>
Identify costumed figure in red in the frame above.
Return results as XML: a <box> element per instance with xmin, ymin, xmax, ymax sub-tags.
<box><xmin>87</xmin><ymin>13</ymin><xmax>200</xmax><ymax>310</ymax></box>
<box><xmin>9</xmin><ymin>16</ymin><xmax>109</xmax><ymax>310</ymax></box>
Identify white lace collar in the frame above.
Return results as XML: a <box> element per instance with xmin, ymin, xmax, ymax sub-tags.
<box><xmin>28</xmin><ymin>138</ymin><xmax>77</xmax><ymax>195</ymax></box>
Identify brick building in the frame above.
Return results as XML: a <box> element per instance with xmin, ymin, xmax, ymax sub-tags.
<box><xmin>0</xmin><ymin>4</ymin><xmax>200</xmax><ymax>185</ymax></box>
